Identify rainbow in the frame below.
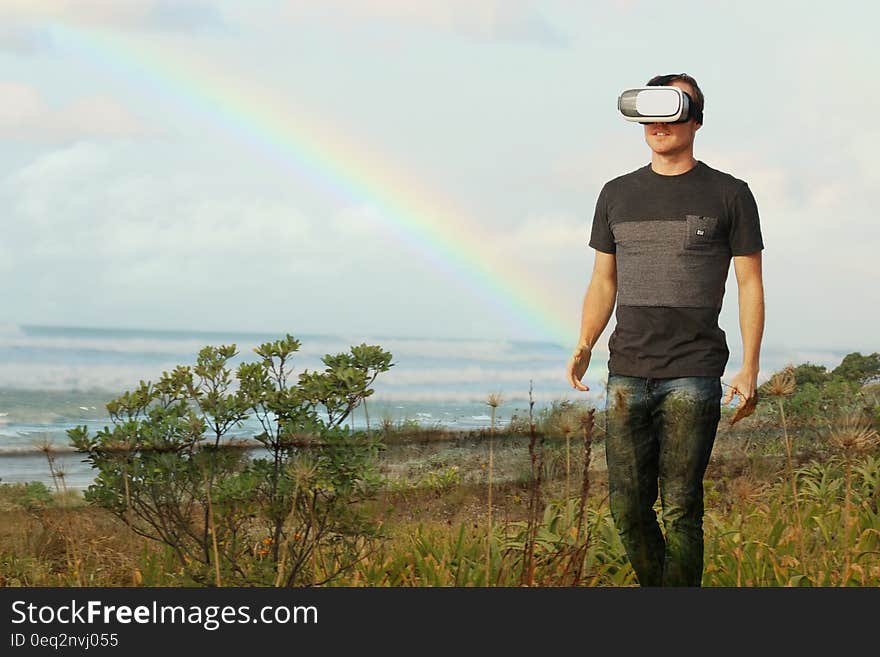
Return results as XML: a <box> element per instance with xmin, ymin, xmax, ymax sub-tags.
<box><xmin>53</xmin><ymin>25</ymin><xmax>577</xmax><ymax>347</ymax></box>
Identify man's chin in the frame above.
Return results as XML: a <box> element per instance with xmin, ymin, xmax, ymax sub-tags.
<box><xmin>649</xmin><ymin>146</ymin><xmax>682</xmax><ymax>156</ymax></box>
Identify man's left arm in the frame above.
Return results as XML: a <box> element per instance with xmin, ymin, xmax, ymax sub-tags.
<box><xmin>724</xmin><ymin>251</ymin><xmax>765</xmax><ymax>421</ymax></box>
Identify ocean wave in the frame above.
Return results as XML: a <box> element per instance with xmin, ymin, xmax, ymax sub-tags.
<box><xmin>0</xmin><ymin>352</ymin><xmax>604</xmax><ymax>394</ymax></box>
<box><xmin>0</xmin><ymin>327</ymin><xmax>581</xmax><ymax>364</ymax></box>
<box><xmin>0</xmin><ymin>362</ymin><xmax>177</xmax><ymax>392</ymax></box>
<box><xmin>0</xmin><ymin>333</ymin><xmax>211</xmax><ymax>357</ymax></box>
<box><xmin>337</xmin><ymin>336</ymin><xmax>577</xmax><ymax>362</ymax></box>
<box><xmin>0</xmin><ymin>323</ymin><xmax>26</xmax><ymax>338</ymax></box>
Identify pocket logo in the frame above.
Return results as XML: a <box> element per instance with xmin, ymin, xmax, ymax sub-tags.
<box><xmin>684</xmin><ymin>214</ymin><xmax>719</xmax><ymax>250</ymax></box>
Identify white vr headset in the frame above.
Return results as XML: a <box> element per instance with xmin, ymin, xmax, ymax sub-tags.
<box><xmin>618</xmin><ymin>86</ymin><xmax>703</xmax><ymax>124</ymax></box>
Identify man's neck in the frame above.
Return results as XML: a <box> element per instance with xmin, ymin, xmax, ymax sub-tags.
<box><xmin>651</xmin><ymin>151</ymin><xmax>698</xmax><ymax>176</ymax></box>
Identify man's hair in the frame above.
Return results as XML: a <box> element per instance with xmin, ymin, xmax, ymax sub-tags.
<box><xmin>646</xmin><ymin>73</ymin><xmax>704</xmax><ymax>125</ymax></box>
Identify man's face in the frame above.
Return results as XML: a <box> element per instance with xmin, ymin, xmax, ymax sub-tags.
<box><xmin>643</xmin><ymin>79</ymin><xmax>701</xmax><ymax>156</ymax></box>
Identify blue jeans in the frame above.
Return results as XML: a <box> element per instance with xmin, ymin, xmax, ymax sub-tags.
<box><xmin>604</xmin><ymin>374</ymin><xmax>722</xmax><ymax>586</ymax></box>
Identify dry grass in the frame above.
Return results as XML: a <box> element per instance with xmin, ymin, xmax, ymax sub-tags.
<box><xmin>3</xmin><ymin>384</ymin><xmax>879</xmax><ymax>587</ymax></box>
<box><xmin>0</xmin><ymin>502</ymin><xmax>172</xmax><ymax>587</ymax></box>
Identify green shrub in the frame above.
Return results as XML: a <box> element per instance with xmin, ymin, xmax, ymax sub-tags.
<box><xmin>69</xmin><ymin>335</ymin><xmax>393</xmax><ymax>586</ymax></box>
<box><xmin>0</xmin><ymin>481</ymin><xmax>54</xmax><ymax>511</ymax></box>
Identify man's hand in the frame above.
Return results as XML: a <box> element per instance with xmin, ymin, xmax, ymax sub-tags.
<box><xmin>567</xmin><ymin>344</ymin><xmax>592</xmax><ymax>392</ymax></box>
<box><xmin>723</xmin><ymin>369</ymin><xmax>759</xmax><ymax>426</ymax></box>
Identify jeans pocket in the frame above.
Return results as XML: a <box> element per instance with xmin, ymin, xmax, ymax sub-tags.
<box><xmin>667</xmin><ymin>376</ymin><xmax>722</xmax><ymax>402</ymax></box>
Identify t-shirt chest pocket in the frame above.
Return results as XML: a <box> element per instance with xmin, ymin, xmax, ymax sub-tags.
<box><xmin>684</xmin><ymin>215</ymin><xmax>721</xmax><ymax>250</ymax></box>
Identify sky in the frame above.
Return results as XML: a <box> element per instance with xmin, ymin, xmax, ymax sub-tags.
<box><xmin>0</xmin><ymin>0</ymin><xmax>877</xmax><ymax>355</ymax></box>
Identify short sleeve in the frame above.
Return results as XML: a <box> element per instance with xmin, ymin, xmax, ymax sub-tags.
<box><xmin>728</xmin><ymin>183</ymin><xmax>764</xmax><ymax>256</ymax></box>
<box><xmin>588</xmin><ymin>184</ymin><xmax>616</xmax><ymax>254</ymax></box>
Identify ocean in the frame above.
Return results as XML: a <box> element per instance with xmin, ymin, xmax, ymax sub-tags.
<box><xmin>0</xmin><ymin>323</ymin><xmax>855</xmax><ymax>490</ymax></box>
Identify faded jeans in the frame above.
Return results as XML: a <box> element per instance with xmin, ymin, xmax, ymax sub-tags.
<box><xmin>604</xmin><ymin>374</ymin><xmax>722</xmax><ymax>587</ymax></box>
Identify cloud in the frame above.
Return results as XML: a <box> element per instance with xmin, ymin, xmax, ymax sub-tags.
<box><xmin>0</xmin><ymin>143</ymin><xmax>390</xmax><ymax>329</ymax></box>
<box><xmin>494</xmin><ymin>214</ymin><xmax>586</xmax><ymax>265</ymax></box>
<box><xmin>5</xmin><ymin>142</ymin><xmax>321</xmax><ymax>266</ymax></box>
<box><xmin>280</xmin><ymin>0</ymin><xmax>568</xmax><ymax>46</ymax></box>
<box><xmin>0</xmin><ymin>82</ymin><xmax>145</xmax><ymax>142</ymax></box>
<box><xmin>381</xmin><ymin>364</ymin><xmax>564</xmax><ymax>386</ymax></box>
<box><xmin>0</xmin><ymin>26</ymin><xmax>53</xmax><ymax>53</ymax></box>
<box><xmin>0</xmin><ymin>0</ymin><xmax>223</xmax><ymax>33</ymax></box>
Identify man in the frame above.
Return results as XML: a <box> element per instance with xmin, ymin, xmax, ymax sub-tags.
<box><xmin>566</xmin><ymin>73</ymin><xmax>765</xmax><ymax>586</ymax></box>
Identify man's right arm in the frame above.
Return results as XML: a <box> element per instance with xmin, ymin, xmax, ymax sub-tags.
<box><xmin>567</xmin><ymin>250</ymin><xmax>617</xmax><ymax>391</ymax></box>
<box><xmin>568</xmin><ymin>182</ymin><xmax>618</xmax><ymax>390</ymax></box>
<box><xmin>576</xmin><ymin>251</ymin><xmax>618</xmax><ymax>350</ymax></box>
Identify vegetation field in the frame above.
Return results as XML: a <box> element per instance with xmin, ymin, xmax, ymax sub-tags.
<box><xmin>1</xmin><ymin>340</ymin><xmax>878</xmax><ymax>587</ymax></box>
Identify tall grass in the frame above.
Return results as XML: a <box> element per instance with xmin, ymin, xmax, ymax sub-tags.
<box><xmin>3</xmin><ymin>367</ymin><xmax>879</xmax><ymax>587</ymax></box>
<box><xmin>485</xmin><ymin>392</ymin><xmax>502</xmax><ymax>586</ymax></box>
<box><xmin>764</xmin><ymin>366</ymin><xmax>806</xmax><ymax>566</ymax></box>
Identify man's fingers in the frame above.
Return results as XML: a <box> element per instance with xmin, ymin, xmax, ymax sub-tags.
<box><xmin>566</xmin><ymin>360</ymin><xmax>590</xmax><ymax>392</ymax></box>
<box><xmin>568</xmin><ymin>370</ymin><xmax>589</xmax><ymax>392</ymax></box>
<box><xmin>729</xmin><ymin>393</ymin><xmax>758</xmax><ymax>426</ymax></box>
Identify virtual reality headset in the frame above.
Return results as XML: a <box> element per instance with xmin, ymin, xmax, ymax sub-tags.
<box><xmin>618</xmin><ymin>86</ymin><xmax>703</xmax><ymax>124</ymax></box>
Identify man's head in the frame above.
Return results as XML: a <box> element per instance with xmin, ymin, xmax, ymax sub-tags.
<box><xmin>643</xmin><ymin>73</ymin><xmax>703</xmax><ymax>157</ymax></box>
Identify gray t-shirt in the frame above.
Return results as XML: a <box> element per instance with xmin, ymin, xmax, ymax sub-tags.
<box><xmin>589</xmin><ymin>160</ymin><xmax>764</xmax><ymax>378</ymax></box>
